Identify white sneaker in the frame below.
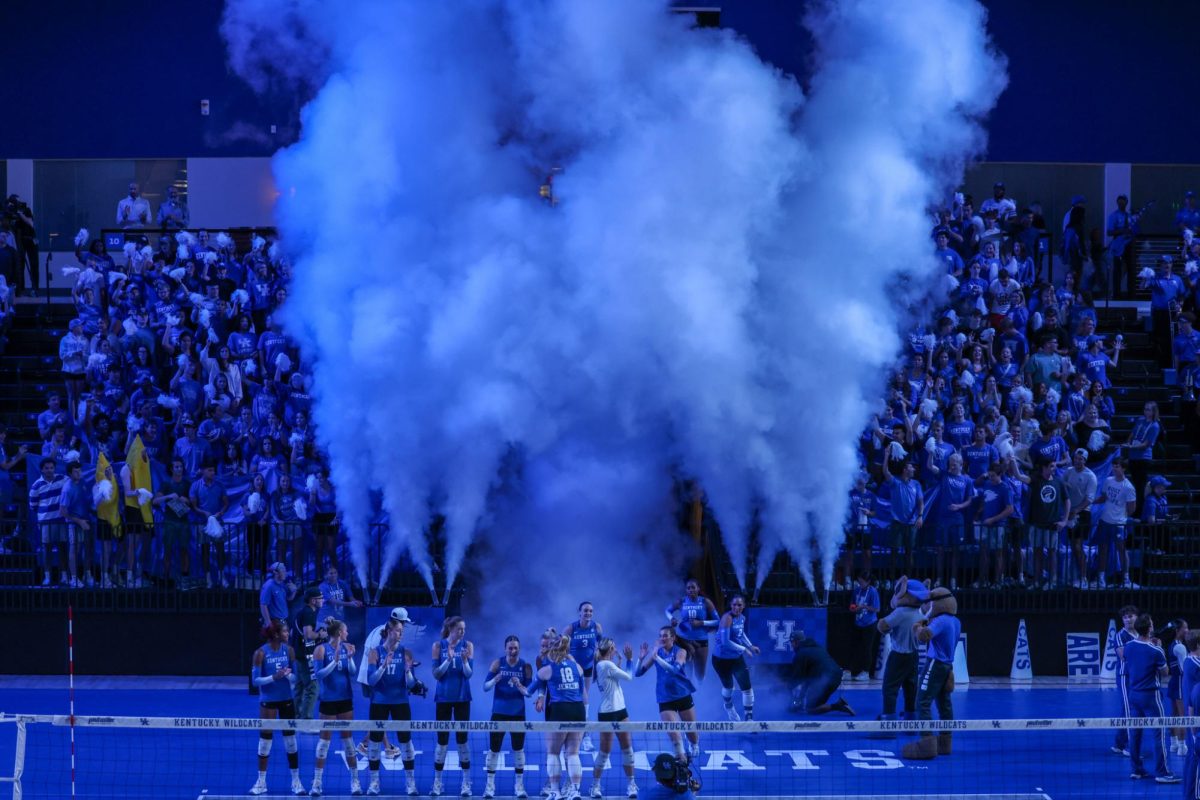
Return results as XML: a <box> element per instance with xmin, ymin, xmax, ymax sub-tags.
<box><xmin>1170</xmin><ymin>739</ymin><xmax>1180</xmax><ymax>755</ymax></box>
<box><xmin>514</xmin><ymin>775</ymin><xmax>527</xmax><ymax>798</ymax></box>
<box><xmin>101</xmin><ymin>575</ymin><xmax>114</xmax><ymax>588</ymax></box>
<box><xmin>431</xmin><ymin>775</ymin><xmax>444</xmax><ymax>797</ymax></box>
<box><xmin>41</xmin><ymin>574</ymin><xmax>50</xmax><ymax>587</ymax></box>
<box><xmin>842</xmin><ymin>670</ymin><xmax>852</xmax><ymax>681</ymax></box>
<box><xmin>1124</xmin><ymin>578</ymin><xmax>1140</xmax><ymax>589</ymax></box>
<box><xmin>581</xmin><ymin>735</ymin><xmax>595</xmax><ymax>752</ymax></box>
<box><xmin>84</xmin><ymin>573</ymin><xmax>95</xmax><ymax>587</ymax></box>
<box><xmin>484</xmin><ymin>777</ymin><xmax>496</xmax><ymax>799</ymax></box>
<box><xmin>626</xmin><ymin>781</ymin><xmax>638</xmax><ymax>798</ymax></box>
<box><xmin>407</xmin><ymin>774</ymin><xmax>420</xmax><ymax>796</ymax></box>
<box><xmin>351</xmin><ymin>774</ymin><xmax>362</xmax><ymax>795</ymax></box>
<box><xmin>688</xmin><ymin>743</ymin><xmax>700</xmax><ymax>761</ymax></box>
<box><xmin>1179</xmin><ymin>739</ymin><xmax>1189</xmax><ymax>756</ymax></box>
<box><xmin>565</xmin><ymin>787</ymin><xmax>581</xmax><ymax>800</ymax></box>
<box><xmin>291</xmin><ymin>775</ymin><xmax>307</xmax><ymax>795</ymax></box>
<box><xmin>461</xmin><ymin>776</ymin><xmax>472</xmax><ymax>797</ymax></box>
<box><xmin>949</xmin><ymin>579</ymin><xmax>958</xmax><ymax>591</ymax></box>
<box><xmin>541</xmin><ymin>783</ymin><xmax>553</xmax><ymax>797</ymax></box>
<box><xmin>369</xmin><ymin>775</ymin><xmax>381</xmax><ymax>795</ymax></box>
<box><xmin>250</xmin><ymin>777</ymin><xmax>269</xmax><ymax>795</ymax></box>
<box><xmin>1098</xmin><ymin>575</ymin><xmax>1107</xmax><ymax>589</ymax></box>
<box><xmin>69</xmin><ymin>577</ymin><xmax>83</xmax><ymax>588</ymax></box>
<box><xmin>725</xmin><ymin>704</ymin><xmax>741</xmax><ymax>721</ymax></box>
<box><xmin>311</xmin><ymin>776</ymin><xmax>323</xmax><ymax>797</ymax></box>
<box><xmin>590</xmin><ymin>784</ymin><xmax>603</xmax><ymax>798</ymax></box>
<box><xmin>853</xmin><ymin>672</ymin><xmax>869</xmax><ymax>682</ymax></box>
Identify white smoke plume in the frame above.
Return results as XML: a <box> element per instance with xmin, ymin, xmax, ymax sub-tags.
<box><xmin>223</xmin><ymin>0</ymin><xmax>1005</xmax><ymax>618</ymax></box>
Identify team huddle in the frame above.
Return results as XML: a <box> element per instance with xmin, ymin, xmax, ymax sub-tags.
<box><xmin>248</xmin><ymin>580</ymin><xmax>757</xmax><ymax>798</ymax></box>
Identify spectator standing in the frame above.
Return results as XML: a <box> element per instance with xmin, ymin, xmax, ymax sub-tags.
<box><xmin>189</xmin><ymin>463</ymin><xmax>229</xmax><ymax>589</ymax></box>
<box><xmin>293</xmin><ymin>587</ymin><xmax>328</xmax><ymax>720</ymax></box>
<box><xmin>117</xmin><ymin>182</ymin><xmax>152</xmax><ymax>229</ymax></box>
<box><xmin>1175</xmin><ymin>191</ymin><xmax>1200</xmax><ymax>234</ymax></box>
<box><xmin>1062</xmin><ymin>449</ymin><xmax>1097</xmax><ymax>588</ymax></box>
<box><xmin>1094</xmin><ymin>458</ymin><xmax>1137</xmax><ymax>589</ymax></box>
<box><xmin>154</xmin><ymin>457</ymin><xmax>193</xmax><ymax>588</ymax></box>
<box><xmin>1028</xmin><ymin>458</ymin><xmax>1069</xmax><ymax>590</ymax></box>
<box><xmin>59</xmin><ymin>319</ymin><xmax>89</xmax><ymax>415</ymax></box>
<box><xmin>29</xmin><ymin>457</ymin><xmax>67</xmax><ymax>586</ymax></box>
<box><xmin>1145</xmin><ymin>257</ymin><xmax>1185</xmax><ymax>369</ymax></box>
<box><xmin>1106</xmin><ymin>195</ymin><xmax>1139</xmax><ymax>298</ymax></box>
<box><xmin>1124</xmin><ymin>614</ymin><xmax>1178</xmax><ymax>783</ymax></box>
<box><xmin>847</xmin><ymin>571</ymin><xmax>879</xmax><ymax>682</ymax></box>
<box><xmin>259</xmin><ymin>561</ymin><xmax>295</xmax><ymax>630</ymax></box>
<box><xmin>881</xmin><ymin>457</ymin><xmax>923</xmax><ymax>585</ymax></box>
<box><xmin>157</xmin><ymin>185</ymin><xmax>189</xmax><ymax>230</ymax></box>
<box><xmin>319</xmin><ymin>566</ymin><xmax>362</xmax><ymax>623</ymax></box>
<box><xmin>5</xmin><ymin>194</ymin><xmax>38</xmax><ymax>297</ymax></box>
<box><xmin>980</xmin><ymin>181</ymin><xmax>1017</xmax><ymax>223</ymax></box>
<box><xmin>1173</xmin><ymin>313</ymin><xmax>1199</xmax><ymax>394</ymax></box>
<box><xmin>57</xmin><ymin>461</ymin><xmax>92</xmax><ymax>588</ymax></box>
<box><xmin>1125</xmin><ymin>401</ymin><xmax>1160</xmax><ymax>518</ymax></box>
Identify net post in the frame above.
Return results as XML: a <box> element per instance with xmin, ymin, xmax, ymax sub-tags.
<box><xmin>68</xmin><ymin>605</ymin><xmax>75</xmax><ymax>799</ymax></box>
<box><xmin>12</xmin><ymin>718</ymin><xmax>25</xmax><ymax>800</ymax></box>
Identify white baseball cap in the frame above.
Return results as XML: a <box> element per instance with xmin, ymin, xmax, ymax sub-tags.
<box><xmin>390</xmin><ymin>607</ymin><xmax>410</xmax><ymax>623</ymax></box>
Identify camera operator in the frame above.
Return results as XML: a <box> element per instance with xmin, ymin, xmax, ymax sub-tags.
<box><xmin>4</xmin><ymin>195</ymin><xmax>38</xmax><ymax>297</ymax></box>
<box><xmin>645</xmin><ymin>753</ymin><xmax>700</xmax><ymax>799</ymax></box>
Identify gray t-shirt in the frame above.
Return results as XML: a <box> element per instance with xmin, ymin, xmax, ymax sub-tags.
<box><xmin>881</xmin><ymin>606</ymin><xmax>924</xmax><ymax>654</ymax></box>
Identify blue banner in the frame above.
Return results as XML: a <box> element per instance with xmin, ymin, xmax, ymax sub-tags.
<box><xmin>744</xmin><ymin>606</ymin><xmax>827</xmax><ymax>664</ymax></box>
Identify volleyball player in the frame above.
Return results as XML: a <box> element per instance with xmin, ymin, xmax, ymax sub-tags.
<box><xmin>537</xmin><ymin>634</ymin><xmax>586</xmax><ymax>800</ymax></box>
<box><xmin>562</xmin><ymin>602</ymin><xmax>603</xmax><ymax>752</ymax></box>
<box><xmin>636</xmin><ymin>626</ymin><xmax>699</xmax><ymax>764</ymax></box>
<box><xmin>366</xmin><ymin>617</ymin><xmax>419</xmax><ymax>796</ymax></box>
<box><xmin>311</xmin><ymin>618</ymin><xmax>361</xmax><ymax>796</ymax></box>
<box><xmin>665</xmin><ymin>579</ymin><xmax>719</xmax><ymax>684</ymax></box>
<box><xmin>1165</xmin><ymin>619</ymin><xmax>1190</xmax><ymax>755</ymax></box>
<box><xmin>590</xmin><ymin>638</ymin><xmax>638</xmax><ymax>799</ymax></box>
<box><xmin>250</xmin><ymin>621</ymin><xmax>307</xmax><ymax>796</ymax></box>
<box><xmin>532</xmin><ymin>628</ymin><xmax>559</xmax><ymax>799</ymax></box>
<box><xmin>711</xmin><ymin>594</ymin><xmax>759</xmax><ymax>721</ymax></box>
<box><xmin>483</xmin><ymin>635</ymin><xmax>533</xmax><ymax>799</ymax></box>
<box><xmin>431</xmin><ymin>616</ymin><xmax>474</xmax><ymax>797</ymax></box>
<box><xmin>1110</xmin><ymin>605</ymin><xmax>1138</xmax><ymax>757</ymax></box>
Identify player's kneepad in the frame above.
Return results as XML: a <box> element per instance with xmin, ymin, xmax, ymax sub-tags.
<box><xmin>315</xmin><ymin>738</ymin><xmax>330</xmax><ymax>759</ymax></box>
<box><xmin>434</xmin><ymin>744</ymin><xmax>448</xmax><ymax>764</ymax></box>
<box><xmin>403</xmin><ymin>741</ymin><xmax>416</xmax><ymax>761</ymax></box>
<box><xmin>485</xmin><ymin>751</ymin><xmax>499</xmax><ymax>772</ymax></box>
<box><xmin>283</xmin><ymin>734</ymin><xmax>299</xmax><ymax>754</ymax></box>
<box><xmin>512</xmin><ymin>749</ymin><xmax>525</xmax><ymax>770</ymax></box>
<box><xmin>621</xmin><ymin>748</ymin><xmax>636</xmax><ymax>768</ymax></box>
<box><xmin>457</xmin><ymin>740</ymin><xmax>471</xmax><ymax>765</ymax></box>
<box><xmin>258</xmin><ymin>737</ymin><xmax>273</xmax><ymax>757</ymax></box>
<box><xmin>593</xmin><ymin>751</ymin><xmax>609</xmax><ymax>771</ymax></box>
<box><xmin>368</xmin><ymin>741</ymin><xmax>382</xmax><ymax>762</ymax></box>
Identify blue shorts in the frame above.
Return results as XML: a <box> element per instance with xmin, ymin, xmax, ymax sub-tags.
<box><xmin>1095</xmin><ymin>521</ymin><xmax>1126</xmax><ymax>547</ymax></box>
<box><xmin>934</xmin><ymin>521</ymin><xmax>963</xmax><ymax>547</ymax></box>
<box><xmin>980</xmin><ymin>525</ymin><xmax>1006</xmax><ymax>549</ymax></box>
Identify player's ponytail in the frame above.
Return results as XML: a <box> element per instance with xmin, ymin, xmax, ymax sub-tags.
<box><xmin>596</xmin><ymin>638</ymin><xmax>616</xmax><ymax>658</ymax></box>
<box><xmin>325</xmin><ymin>618</ymin><xmax>346</xmax><ymax>639</ymax></box>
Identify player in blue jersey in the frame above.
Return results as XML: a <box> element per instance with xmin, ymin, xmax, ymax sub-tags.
<box><xmin>1161</xmin><ymin>620</ymin><xmax>1190</xmax><ymax>757</ymax></box>
<box><xmin>483</xmin><ymin>635</ymin><xmax>534</xmax><ymax>800</ymax></box>
<box><xmin>250</xmin><ymin>621</ymin><xmax>307</xmax><ymax>796</ymax></box>
<box><xmin>531</xmin><ymin>627</ymin><xmax>561</xmax><ymax>799</ymax></box>
<box><xmin>1181</xmin><ymin>631</ymin><xmax>1199</xmax><ymax>799</ymax></box>
<box><xmin>1111</xmin><ymin>605</ymin><xmax>1139</xmax><ymax>757</ymax></box>
<box><xmin>590</xmin><ymin>638</ymin><xmax>638</xmax><ymax>799</ymax></box>
<box><xmin>665</xmin><ymin>580</ymin><xmax>719</xmax><ymax>684</ymax></box>
<box><xmin>636</xmin><ymin>626</ymin><xmax>699</xmax><ymax>765</ymax></box>
<box><xmin>366</xmin><ymin>616</ymin><xmax>420</xmax><ymax>797</ymax></box>
<box><xmin>1124</xmin><ymin>614</ymin><xmax>1179</xmax><ymax>783</ymax></box>
<box><xmin>311</xmin><ymin>618</ymin><xmax>361</xmax><ymax>796</ymax></box>
<box><xmin>711</xmin><ymin>594</ymin><xmax>759</xmax><ymax>721</ymax></box>
<box><xmin>431</xmin><ymin>616</ymin><xmax>474</xmax><ymax>798</ymax></box>
<box><xmin>538</xmin><ymin>634</ymin><xmax>587</xmax><ymax>799</ymax></box>
<box><xmin>562</xmin><ymin>602</ymin><xmax>604</xmax><ymax>753</ymax></box>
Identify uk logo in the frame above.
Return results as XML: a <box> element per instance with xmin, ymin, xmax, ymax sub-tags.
<box><xmin>375</xmin><ymin>721</ymin><xmax>386</xmax><ymax>729</ymax></box>
<box><xmin>140</xmin><ymin>718</ymin><xmax>149</xmax><ymax>726</ymax></box>
<box><xmin>766</xmin><ymin>620</ymin><xmax>797</xmax><ymax>651</ymax></box>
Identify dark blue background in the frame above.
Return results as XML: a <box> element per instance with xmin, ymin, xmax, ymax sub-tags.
<box><xmin>0</xmin><ymin>1</ymin><xmax>1194</xmax><ymax>162</ymax></box>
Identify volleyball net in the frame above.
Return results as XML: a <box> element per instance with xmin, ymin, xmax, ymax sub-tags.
<box><xmin>1</xmin><ymin>714</ymin><xmax>1197</xmax><ymax>799</ymax></box>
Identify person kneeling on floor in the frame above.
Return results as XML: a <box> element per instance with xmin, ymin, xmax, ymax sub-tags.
<box><xmin>787</xmin><ymin>630</ymin><xmax>854</xmax><ymax>715</ymax></box>
<box><xmin>902</xmin><ymin>585</ymin><xmax>960</xmax><ymax>760</ymax></box>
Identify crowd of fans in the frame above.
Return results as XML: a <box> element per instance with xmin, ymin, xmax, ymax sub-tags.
<box><xmin>1</xmin><ymin>181</ymin><xmax>1199</xmax><ymax>597</ymax></box>
<box><xmin>841</xmin><ymin>184</ymin><xmax>1200</xmax><ymax>595</ymax></box>
<box><xmin>0</xmin><ymin>185</ymin><xmax>348</xmax><ymax>590</ymax></box>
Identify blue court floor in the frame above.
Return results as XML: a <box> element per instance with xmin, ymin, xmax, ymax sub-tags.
<box><xmin>0</xmin><ymin>676</ymin><xmax>1189</xmax><ymax>799</ymax></box>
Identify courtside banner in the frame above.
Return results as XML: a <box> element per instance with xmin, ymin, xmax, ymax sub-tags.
<box><xmin>1066</xmin><ymin>632</ymin><xmax>1101</xmax><ymax>679</ymax></box>
<box><xmin>745</xmin><ymin>606</ymin><xmax>827</xmax><ymax>664</ymax></box>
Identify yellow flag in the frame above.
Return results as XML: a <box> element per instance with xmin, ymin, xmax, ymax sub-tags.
<box><xmin>95</xmin><ymin>451</ymin><xmax>123</xmax><ymax>533</ymax></box>
<box><xmin>124</xmin><ymin>435</ymin><xmax>154</xmax><ymax>524</ymax></box>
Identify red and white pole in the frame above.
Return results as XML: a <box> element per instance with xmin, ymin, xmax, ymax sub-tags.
<box><xmin>68</xmin><ymin>604</ymin><xmax>76</xmax><ymax>798</ymax></box>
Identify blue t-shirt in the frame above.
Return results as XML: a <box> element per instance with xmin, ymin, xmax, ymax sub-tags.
<box><xmin>675</xmin><ymin>597</ymin><xmax>716</xmax><ymax>642</ymax></box>
<box><xmin>1028</xmin><ymin>436</ymin><xmax>1069</xmax><ymax>466</ymax></box>
<box><xmin>852</xmin><ymin>584</ymin><xmax>879</xmax><ymax>628</ymax></box>
<box><xmin>320</xmin><ymin>578</ymin><xmax>353</xmax><ymax>621</ymax></box>
<box><xmin>256</xmin><ymin>642</ymin><xmax>294</xmax><ymax>704</ymax></box>
<box><xmin>936</xmin><ymin>473</ymin><xmax>975</xmax><ymax>526</ymax></box>
<box><xmin>961</xmin><ymin>443</ymin><xmax>998</xmax><ymax>480</ymax></box>
<box><xmin>1124</xmin><ymin>639</ymin><xmax>1166</xmax><ymax>692</ymax></box>
<box><xmin>259</xmin><ymin>579</ymin><xmax>288</xmax><ymax>621</ymax></box>
<box><xmin>1182</xmin><ymin>654</ymin><xmax>1199</xmax><ymax>715</ymax></box>
<box><xmin>944</xmin><ymin>420</ymin><xmax>975</xmax><ymax>450</ymax></box>
<box><xmin>489</xmin><ymin>657</ymin><xmax>529</xmax><ymax>716</ymax></box>
<box><xmin>1127</xmin><ymin>419</ymin><xmax>1159</xmax><ymax>461</ymax></box>
<box><xmin>888</xmin><ymin>478</ymin><xmax>923</xmax><ymax>526</ymax></box>
<box><xmin>980</xmin><ymin>481</ymin><xmax>1012</xmax><ymax>522</ymax></box>
<box><xmin>648</xmin><ymin>646</ymin><xmax>692</xmax><ymax>703</ymax></box>
<box><xmin>1002</xmin><ymin>475</ymin><xmax>1027</xmax><ymax>521</ymax></box>
<box><xmin>927</xmin><ymin>615</ymin><xmax>961</xmax><ymax>664</ymax></box>
<box><xmin>713</xmin><ymin>614</ymin><xmax>751</xmax><ymax>660</ymax></box>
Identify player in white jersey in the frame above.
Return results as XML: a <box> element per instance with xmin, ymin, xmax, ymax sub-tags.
<box><xmin>589</xmin><ymin>639</ymin><xmax>638</xmax><ymax>799</ymax></box>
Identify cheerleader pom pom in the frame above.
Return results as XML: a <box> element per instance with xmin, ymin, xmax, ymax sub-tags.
<box><xmin>887</xmin><ymin>441</ymin><xmax>907</xmax><ymax>460</ymax></box>
<box><xmin>922</xmin><ymin>334</ymin><xmax>937</xmax><ymax>352</ymax></box>
<box><xmin>87</xmin><ymin>352</ymin><xmax>108</xmax><ymax>370</ymax></box>
<box><xmin>63</xmin><ymin>449</ymin><xmax>81</xmax><ymax>464</ymax></box>
<box><xmin>202</xmin><ymin>251</ymin><xmax>219</xmax><ymax>265</ymax></box>
<box><xmin>62</xmin><ymin>266</ymin><xmax>80</xmax><ymax>279</ymax></box>
<box><xmin>305</xmin><ymin>473</ymin><xmax>318</xmax><ymax>493</ymax></box>
<box><xmin>979</xmin><ymin>327</ymin><xmax>995</xmax><ymax>342</ymax></box>
<box><xmin>919</xmin><ymin>398</ymin><xmax>938</xmax><ymax>419</ymax></box>
<box><xmin>215</xmin><ymin>232</ymin><xmax>232</xmax><ymax>250</ymax></box>
<box><xmin>288</xmin><ymin>431</ymin><xmax>304</xmax><ymax>449</ymax></box>
<box><xmin>925</xmin><ymin>436</ymin><xmax>938</xmax><ymax>454</ymax></box>
<box><xmin>93</xmin><ymin>479</ymin><xmax>114</xmax><ymax>506</ymax></box>
<box><xmin>156</xmin><ymin>395</ymin><xmax>180</xmax><ymax>410</ymax></box>
<box><xmin>231</xmin><ymin>288</ymin><xmax>250</xmax><ymax>307</ymax></box>
<box><xmin>1088</xmin><ymin>429</ymin><xmax>1109</xmax><ymax>451</ymax></box>
<box><xmin>1138</xmin><ymin>267</ymin><xmax>1156</xmax><ymax>280</ymax></box>
<box><xmin>166</xmin><ymin>313</ymin><xmax>181</xmax><ymax>328</ymax></box>
<box><xmin>959</xmin><ymin>370</ymin><xmax>975</xmax><ymax>388</ymax></box>
<box><xmin>107</xmin><ymin>271</ymin><xmax>127</xmax><ymax>286</ymax></box>
<box><xmin>74</xmin><ymin>228</ymin><xmax>89</xmax><ymax>248</ymax></box>
<box><xmin>121</xmin><ymin>317</ymin><xmax>138</xmax><ymax>336</ymax></box>
<box><xmin>204</xmin><ymin>516</ymin><xmax>225</xmax><ymax>539</ymax></box>
<box><xmin>123</xmin><ymin>242</ymin><xmax>137</xmax><ymax>260</ymax></box>
<box><xmin>126</xmin><ymin>414</ymin><xmax>142</xmax><ymax>433</ymax></box>
<box><xmin>168</xmin><ymin>267</ymin><xmax>186</xmax><ymax>282</ymax></box>
<box><xmin>251</xmin><ymin>235</ymin><xmax>266</xmax><ymax>252</ymax></box>
<box><xmin>275</xmin><ymin>353</ymin><xmax>292</xmax><ymax>373</ymax></box>
<box><xmin>247</xmin><ymin>491</ymin><xmax>263</xmax><ymax>514</ymax></box>
<box><xmin>242</xmin><ymin>359</ymin><xmax>257</xmax><ymax>376</ymax></box>
<box><xmin>136</xmin><ymin>488</ymin><xmax>154</xmax><ymax>506</ymax></box>
<box><xmin>995</xmin><ymin>432</ymin><xmax>1014</xmax><ymax>459</ymax></box>
<box><xmin>293</xmin><ymin>498</ymin><xmax>308</xmax><ymax>521</ymax></box>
